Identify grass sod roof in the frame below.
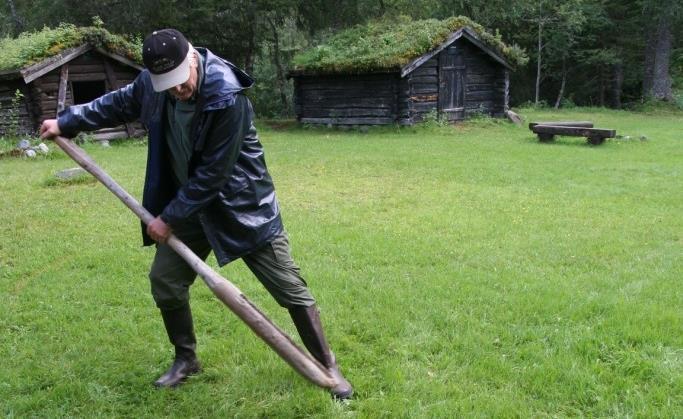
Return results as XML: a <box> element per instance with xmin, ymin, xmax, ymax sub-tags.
<box><xmin>0</xmin><ymin>23</ymin><xmax>142</xmax><ymax>73</ymax></box>
<box><xmin>292</xmin><ymin>16</ymin><xmax>528</xmax><ymax>75</ymax></box>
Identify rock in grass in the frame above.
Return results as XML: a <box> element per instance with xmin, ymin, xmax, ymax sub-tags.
<box><xmin>37</xmin><ymin>143</ymin><xmax>49</xmax><ymax>154</ymax></box>
<box><xmin>18</xmin><ymin>139</ymin><xmax>30</xmax><ymax>150</ymax></box>
<box><xmin>505</xmin><ymin>110</ymin><xmax>523</xmax><ymax>125</ymax></box>
<box><xmin>24</xmin><ymin>149</ymin><xmax>37</xmax><ymax>158</ymax></box>
<box><xmin>55</xmin><ymin>167</ymin><xmax>87</xmax><ymax>180</ymax></box>
<box><xmin>100</xmin><ymin>140</ymin><xmax>111</xmax><ymax>148</ymax></box>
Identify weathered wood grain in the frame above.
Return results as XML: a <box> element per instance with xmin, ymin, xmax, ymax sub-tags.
<box><xmin>56</xmin><ymin>64</ymin><xmax>69</xmax><ymax>115</ymax></box>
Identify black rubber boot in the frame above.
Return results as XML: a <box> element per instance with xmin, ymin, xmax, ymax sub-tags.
<box><xmin>154</xmin><ymin>304</ymin><xmax>201</xmax><ymax>388</ymax></box>
<box><xmin>289</xmin><ymin>305</ymin><xmax>353</xmax><ymax>400</ymax></box>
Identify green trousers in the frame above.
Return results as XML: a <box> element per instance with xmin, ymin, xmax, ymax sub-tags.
<box><xmin>148</xmin><ymin>218</ymin><xmax>316</xmax><ymax>311</ymax></box>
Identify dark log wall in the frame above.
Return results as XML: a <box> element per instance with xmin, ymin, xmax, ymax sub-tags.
<box><xmin>0</xmin><ymin>80</ymin><xmax>37</xmax><ymax>136</ymax></box>
<box><xmin>292</xmin><ymin>37</ymin><xmax>508</xmax><ymax>126</ymax></box>
<box><xmin>294</xmin><ymin>74</ymin><xmax>400</xmax><ymax>125</ymax></box>
<box><xmin>459</xmin><ymin>40</ymin><xmax>506</xmax><ymax>117</ymax></box>
<box><xmin>403</xmin><ymin>57</ymin><xmax>439</xmax><ymax>124</ymax></box>
<box><xmin>0</xmin><ymin>51</ymin><xmax>142</xmax><ymax>138</ymax></box>
<box><xmin>35</xmin><ymin>51</ymin><xmax>141</xmax><ymax>139</ymax></box>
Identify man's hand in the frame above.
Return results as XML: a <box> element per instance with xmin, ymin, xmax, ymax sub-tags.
<box><xmin>147</xmin><ymin>216</ymin><xmax>172</xmax><ymax>244</ymax></box>
<box><xmin>40</xmin><ymin>119</ymin><xmax>61</xmax><ymax>139</ymax></box>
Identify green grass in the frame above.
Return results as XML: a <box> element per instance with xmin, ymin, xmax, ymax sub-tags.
<box><xmin>1</xmin><ymin>108</ymin><xmax>681</xmax><ymax>417</ymax></box>
<box><xmin>292</xmin><ymin>15</ymin><xmax>527</xmax><ymax>75</ymax></box>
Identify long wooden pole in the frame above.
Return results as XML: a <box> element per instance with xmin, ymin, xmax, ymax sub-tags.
<box><xmin>53</xmin><ymin>136</ymin><xmax>336</xmax><ymax>390</ymax></box>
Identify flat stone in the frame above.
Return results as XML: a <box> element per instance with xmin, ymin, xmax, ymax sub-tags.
<box><xmin>55</xmin><ymin>167</ymin><xmax>87</xmax><ymax>180</ymax></box>
<box><xmin>17</xmin><ymin>139</ymin><xmax>30</xmax><ymax>150</ymax></box>
<box><xmin>505</xmin><ymin>110</ymin><xmax>523</xmax><ymax>125</ymax></box>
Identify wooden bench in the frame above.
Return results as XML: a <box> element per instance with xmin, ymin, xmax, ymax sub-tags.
<box><xmin>529</xmin><ymin>121</ymin><xmax>616</xmax><ymax>145</ymax></box>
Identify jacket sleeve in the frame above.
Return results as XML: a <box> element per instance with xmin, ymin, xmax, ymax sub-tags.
<box><xmin>57</xmin><ymin>75</ymin><xmax>144</xmax><ymax>137</ymax></box>
<box><xmin>159</xmin><ymin>95</ymin><xmax>250</xmax><ymax>225</ymax></box>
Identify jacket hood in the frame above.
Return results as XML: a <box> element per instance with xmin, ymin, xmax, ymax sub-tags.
<box><xmin>196</xmin><ymin>47</ymin><xmax>254</xmax><ymax>110</ymax></box>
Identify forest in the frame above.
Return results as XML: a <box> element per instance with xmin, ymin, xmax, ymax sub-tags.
<box><xmin>1</xmin><ymin>0</ymin><xmax>681</xmax><ymax>117</ymax></box>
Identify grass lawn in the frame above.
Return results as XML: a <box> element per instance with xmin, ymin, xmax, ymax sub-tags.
<box><xmin>1</xmin><ymin>108</ymin><xmax>681</xmax><ymax>417</ymax></box>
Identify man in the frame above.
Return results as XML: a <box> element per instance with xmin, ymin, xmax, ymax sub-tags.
<box><xmin>40</xmin><ymin>29</ymin><xmax>352</xmax><ymax>399</ymax></box>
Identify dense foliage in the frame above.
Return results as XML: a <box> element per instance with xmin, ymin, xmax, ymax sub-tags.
<box><xmin>0</xmin><ymin>0</ymin><xmax>680</xmax><ymax>114</ymax></box>
<box><xmin>292</xmin><ymin>16</ymin><xmax>528</xmax><ymax>74</ymax></box>
<box><xmin>0</xmin><ymin>21</ymin><xmax>141</xmax><ymax>72</ymax></box>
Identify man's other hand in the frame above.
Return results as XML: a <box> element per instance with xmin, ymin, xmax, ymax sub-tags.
<box><xmin>147</xmin><ymin>216</ymin><xmax>172</xmax><ymax>244</ymax></box>
<box><xmin>40</xmin><ymin>119</ymin><xmax>61</xmax><ymax>139</ymax></box>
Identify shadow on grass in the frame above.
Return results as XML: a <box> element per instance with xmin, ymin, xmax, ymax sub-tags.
<box><xmin>43</xmin><ymin>173</ymin><xmax>97</xmax><ymax>188</ymax></box>
<box><xmin>524</xmin><ymin>135</ymin><xmax>613</xmax><ymax>148</ymax></box>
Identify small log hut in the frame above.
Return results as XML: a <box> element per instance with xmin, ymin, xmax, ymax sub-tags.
<box><xmin>290</xmin><ymin>24</ymin><xmax>517</xmax><ymax>126</ymax></box>
<box><xmin>0</xmin><ymin>42</ymin><xmax>144</xmax><ymax>140</ymax></box>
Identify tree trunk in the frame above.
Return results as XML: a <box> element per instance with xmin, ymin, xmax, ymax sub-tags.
<box><xmin>554</xmin><ymin>57</ymin><xmax>567</xmax><ymax>109</ymax></box>
<box><xmin>267</xmin><ymin>17</ymin><xmax>289</xmax><ymax>115</ymax></box>
<box><xmin>243</xmin><ymin>2</ymin><xmax>257</xmax><ymax>75</ymax></box>
<box><xmin>6</xmin><ymin>0</ymin><xmax>23</xmax><ymax>35</ymax></box>
<box><xmin>610</xmin><ymin>62</ymin><xmax>624</xmax><ymax>108</ymax></box>
<box><xmin>535</xmin><ymin>14</ymin><xmax>542</xmax><ymax>105</ymax></box>
<box><xmin>643</xmin><ymin>11</ymin><xmax>674</xmax><ymax>100</ymax></box>
<box><xmin>599</xmin><ymin>66</ymin><xmax>606</xmax><ymax>107</ymax></box>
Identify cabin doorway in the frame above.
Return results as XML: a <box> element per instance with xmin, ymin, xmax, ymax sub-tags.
<box><xmin>438</xmin><ymin>45</ymin><xmax>465</xmax><ymax>121</ymax></box>
<box><xmin>71</xmin><ymin>80</ymin><xmax>106</xmax><ymax>105</ymax></box>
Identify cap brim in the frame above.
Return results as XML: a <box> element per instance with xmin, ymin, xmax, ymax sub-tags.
<box><xmin>149</xmin><ymin>53</ymin><xmax>191</xmax><ymax>92</ymax></box>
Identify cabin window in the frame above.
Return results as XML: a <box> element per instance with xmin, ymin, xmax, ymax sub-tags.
<box><xmin>71</xmin><ymin>80</ymin><xmax>106</xmax><ymax>105</ymax></box>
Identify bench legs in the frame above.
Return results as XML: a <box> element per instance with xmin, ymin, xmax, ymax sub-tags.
<box><xmin>587</xmin><ymin>135</ymin><xmax>605</xmax><ymax>145</ymax></box>
<box><xmin>538</xmin><ymin>133</ymin><xmax>606</xmax><ymax>145</ymax></box>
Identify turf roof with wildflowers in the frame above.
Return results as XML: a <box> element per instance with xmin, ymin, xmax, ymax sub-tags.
<box><xmin>0</xmin><ymin>20</ymin><xmax>142</xmax><ymax>73</ymax></box>
<box><xmin>292</xmin><ymin>16</ymin><xmax>528</xmax><ymax>75</ymax></box>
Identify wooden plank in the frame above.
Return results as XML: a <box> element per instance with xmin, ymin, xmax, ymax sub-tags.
<box><xmin>467</xmin><ymin>83</ymin><xmax>498</xmax><ymax>92</ymax></box>
<box><xmin>299</xmin><ymin>81</ymin><xmax>394</xmax><ymax>91</ymax></box>
<box><xmin>410</xmin><ymin>102</ymin><xmax>438</xmax><ymax>113</ymax></box>
<box><xmin>94</xmin><ymin>47</ymin><xmax>144</xmax><ymax>71</ymax></box>
<box><xmin>529</xmin><ymin>121</ymin><xmax>594</xmax><ymax>129</ymax></box>
<box><xmin>68</xmin><ymin>73</ymin><xmax>106</xmax><ymax>82</ymax></box>
<box><xmin>532</xmin><ymin>125</ymin><xmax>615</xmax><ymax>138</ymax></box>
<box><xmin>299</xmin><ymin>117</ymin><xmax>394</xmax><ymax>125</ymax></box>
<box><xmin>411</xmin><ymin>85</ymin><xmax>438</xmax><ymax>95</ymax></box>
<box><xmin>504</xmin><ymin>70</ymin><xmax>510</xmax><ymax>110</ymax></box>
<box><xmin>409</xmin><ymin>66</ymin><xmax>438</xmax><ymax>77</ymax></box>
<box><xmin>466</xmin><ymin>91</ymin><xmax>497</xmax><ymax>102</ymax></box>
<box><xmin>56</xmin><ymin>64</ymin><xmax>69</xmax><ymax>116</ymax></box>
<box><xmin>68</xmin><ymin>64</ymin><xmax>105</xmax><ymax>73</ymax></box>
<box><xmin>408</xmin><ymin>75</ymin><xmax>438</xmax><ymax>84</ymax></box>
<box><xmin>300</xmin><ymin>90</ymin><xmax>394</xmax><ymax>100</ymax></box>
<box><xmin>302</xmin><ymin>108</ymin><xmax>395</xmax><ymax>118</ymax></box>
<box><xmin>21</xmin><ymin>44</ymin><xmax>92</xmax><ymax>83</ymax></box>
<box><xmin>92</xmin><ymin>130</ymin><xmax>130</xmax><ymax>141</ymax></box>
<box><xmin>409</xmin><ymin>94</ymin><xmax>438</xmax><ymax>103</ymax></box>
<box><xmin>302</xmin><ymin>103</ymin><xmax>394</xmax><ymax>111</ymax></box>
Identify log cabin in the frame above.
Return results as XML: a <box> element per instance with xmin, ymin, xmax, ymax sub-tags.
<box><xmin>0</xmin><ymin>26</ymin><xmax>145</xmax><ymax>140</ymax></box>
<box><xmin>290</xmin><ymin>17</ymin><xmax>526</xmax><ymax>125</ymax></box>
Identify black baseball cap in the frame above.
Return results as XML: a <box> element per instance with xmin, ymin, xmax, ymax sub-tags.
<box><xmin>142</xmin><ymin>29</ymin><xmax>191</xmax><ymax>92</ymax></box>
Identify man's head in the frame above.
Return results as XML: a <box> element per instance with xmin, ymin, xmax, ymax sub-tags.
<box><xmin>142</xmin><ymin>29</ymin><xmax>199</xmax><ymax>101</ymax></box>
